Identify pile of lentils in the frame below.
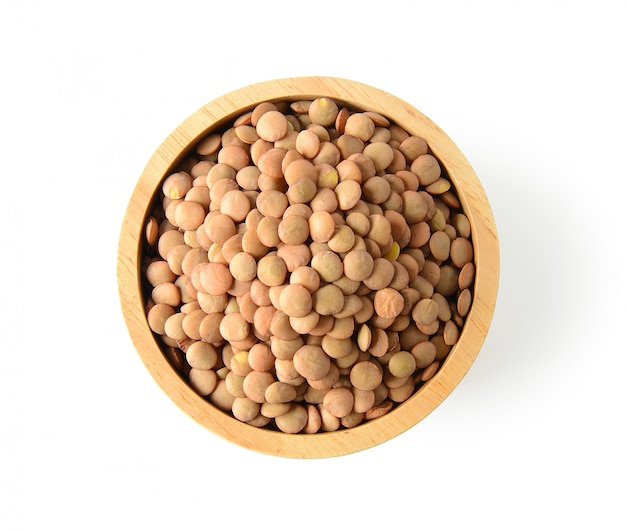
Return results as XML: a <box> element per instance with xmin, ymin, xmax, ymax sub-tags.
<box><xmin>142</xmin><ymin>97</ymin><xmax>475</xmax><ymax>434</ymax></box>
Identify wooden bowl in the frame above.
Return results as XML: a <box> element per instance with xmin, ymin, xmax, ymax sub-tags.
<box><xmin>117</xmin><ymin>77</ymin><xmax>499</xmax><ymax>458</ymax></box>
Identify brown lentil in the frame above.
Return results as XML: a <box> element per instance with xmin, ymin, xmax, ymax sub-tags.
<box><xmin>279</xmin><ymin>284</ymin><xmax>313</xmax><ymax>318</ymax></box>
<box><xmin>142</xmin><ymin>96</ymin><xmax>476</xmax><ymax>433</ymax></box>
<box><xmin>374</xmin><ymin>288</ymin><xmax>404</xmax><ymax>319</ymax></box>
<box><xmin>278</xmin><ymin>215</ymin><xmax>309</xmax><ymax>245</ymax></box>
<box><xmin>350</xmin><ymin>361</ymin><xmax>383</xmax><ymax>391</ymax></box>
<box><xmin>308</xmin><ymin>210</ymin><xmax>335</xmax><ymax>242</ymax></box>
<box><xmin>275</xmin><ymin>404</ymin><xmax>308</xmax><ymax>433</ymax></box>
<box><xmin>312</xmin><ymin>284</ymin><xmax>345</xmax><ymax>316</ymax></box>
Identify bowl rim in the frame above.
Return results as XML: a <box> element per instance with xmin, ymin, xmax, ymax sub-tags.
<box><xmin>117</xmin><ymin>76</ymin><xmax>499</xmax><ymax>458</ymax></box>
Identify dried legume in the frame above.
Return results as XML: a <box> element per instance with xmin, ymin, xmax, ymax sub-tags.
<box><xmin>142</xmin><ymin>96</ymin><xmax>476</xmax><ymax>433</ymax></box>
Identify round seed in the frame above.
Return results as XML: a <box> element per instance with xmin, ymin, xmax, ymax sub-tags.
<box><xmin>328</xmin><ymin>225</ymin><xmax>355</xmax><ymax>253</ymax></box>
<box><xmin>320</xmin><ymin>335</ymin><xmax>353</xmax><ymax>359</ymax></box>
<box><xmin>174</xmin><ymin>201</ymin><xmax>205</xmax><ymax>231</ymax></box>
<box><xmin>402</xmin><ymin>191</ymin><xmax>429</xmax><ymax>224</ymax></box>
<box><xmin>450</xmin><ymin>237</ymin><xmax>474</xmax><ymax>268</ymax></box>
<box><xmin>197</xmin><ymin>262</ymin><xmax>233</xmax><ymax>295</ymax></box>
<box><xmin>293</xmin><ymin>345</ymin><xmax>331</xmax><ymax>381</ymax></box>
<box><xmin>182</xmin><ymin>309</ymin><xmax>206</xmax><ymax>340</ymax></box>
<box><xmin>388</xmin><ymin>351</ymin><xmax>417</xmax><ymax>378</ymax></box>
<box><xmin>345</xmin><ymin>212</ymin><xmax>370</xmax><ymax>237</ymax></box>
<box><xmin>374</xmin><ymin>288</ymin><xmax>404</xmax><ymax>319</ymax></box>
<box><xmin>323</xmin><ymin>387</ymin><xmax>354</xmax><ymax>418</ymax></box>
<box><xmin>457</xmin><ymin>288</ymin><xmax>472</xmax><ymax>317</ymax></box>
<box><xmin>188</xmin><ymin>369</ymin><xmax>217</xmax><ymax>396</ymax></box>
<box><xmin>399</xmin><ymin>136</ymin><xmax>429</xmax><ymax>162</ymax></box>
<box><xmin>218</xmin><ymin>144</ymin><xmax>250</xmax><ymax>171</ymax></box>
<box><xmin>343</xmin><ymin>250</ymin><xmax>374</xmax><ymax>282</ymax></box>
<box><xmin>290</xmin><ymin>266</ymin><xmax>320</xmax><ymax>293</ymax></box>
<box><xmin>162</xmin><ymin>172</ymin><xmax>192</xmax><ymax>199</ymax></box>
<box><xmin>147</xmin><ymin>304</ymin><xmax>175</xmax><ymax>335</ymax></box>
<box><xmin>367</xmin><ymin>214</ymin><xmax>392</xmax><ymax>249</ymax></box>
<box><xmin>289</xmin><ymin>311</ymin><xmax>320</xmax><ymax>334</ymax></box>
<box><xmin>336</xmin><ymin>158</ymin><xmax>363</xmax><ymax>182</ymax></box>
<box><xmin>284</xmin><ymin>158</ymin><xmax>316</xmax><ymax>185</ymax></box>
<box><xmin>158</xmin><ymin>230</ymin><xmax>184</xmax><ymax>260</ymax></box>
<box><xmin>309</xmin><ymin>98</ymin><xmax>339</xmax><ymax>126</ymax></box>
<box><xmin>196</xmin><ymin>134</ymin><xmax>221</xmax><ymax>156</ymax></box>
<box><xmin>436</xmin><ymin>264</ymin><xmax>459</xmax><ymax>296</ymax></box>
<box><xmin>426</xmin><ymin>178</ymin><xmax>451</xmax><ymax>195</ymax></box>
<box><xmin>279</xmin><ymin>284</ymin><xmax>313</xmax><ymax>318</ymax></box>
<box><xmin>275</xmin><ymin>404</ymin><xmax>308</xmax><ymax>433</ymax></box>
<box><xmin>256</xmin><ymin>216</ymin><xmax>281</xmax><ymax>248</ymax></box>
<box><xmin>251</xmin><ymin>101</ymin><xmax>277</xmax><ymax>125</ymax></box>
<box><xmin>388</xmin><ymin>377</ymin><xmax>415</xmax><ymax>402</ymax></box>
<box><xmin>205</xmin><ymin>213</ymin><xmax>236</xmax><ymax>244</ymax></box>
<box><xmin>308</xmin><ymin>363</ymin><xmax>340</xmax><ymax>390</ymax></box>
<box><xmin>444</xmin><ymin>320</ymin><xmax>459</xmax><ymax>345</ymax></box>
<box><xmin>164</xmin><ymin>313</ymin><xmax>186</xmax><ymax>341</ymax></box>
<box><xmin>256</xmin><ymin>255</ymin><xmax>287</xmax><ymax>286</ymax></box>
<box><xmin>350</xmin><ymin>361</ymin><xmax>383</xmax><ymax>391</ymax></box>
<box><xmin>411</xmin><ymin>154</ymin><xmax>441</xmax><ymax>186</ymax></box>
<box><xmin>344</xmin><ymin>113</ymin><xmax>375</xmax><ymax>142</ymax></box>
<box><xmin>236</xmin><ymin>165</ymin><xmax>261</xmax><ymax>191</ymax></box>
<box><xmin>311</xmin><ymin>251</ymin><xmax>343</xmax><ymax>282</ymax></box>
<box><xmin>256</xmin><ymin>189</ymin><xmax>288</xmax><ymax>218</ymax></box>
<box><xmin>219</xmin><ymin>312</ymin><xmax>249</xmax><ymax>342</ymax></box>
<box><xmin>420</xmin><ymin>361</ymin><xmax>441</xmax><ymax>382</ymax></box>
<box><xmin>230</xmin><ymin>351</ymin><xmax>253</xmax><ymax>377</ymax></box>
<box><xmin>278</xmin><ymin>215</ymin><xmax>309</xmax><ymax>245</ymax></box>
<box><xmin>152</xmin><ymin>282</ymin><xmax>180</xmax><ymax>307</ymax></box>
<box><xmin>429</xmin><ymin>231</ymin><xmax>451</xmax><ymax>261</ymax></box>
<box><xmin>363</xmin><ymin>258</ymin><xmax>395</xmax><ymax>290</ymax></box>
<box><xmin>309</xmin><ymin>211</ymin><xmax>335</xmax><ymax>242</ymax></box>
<box><xmin>357</xmin><ymin>324</ymin><xmax>372</xmax><ymax>352</ymax></box>
<box><xmin>235</xmin><ymin>124</ymin><xmax>260</xmax><ymax>144</ymax></box>
<box><xmin>368</xmin><ymin>327</ymin><xmax>389</xmax><ymax>357</ymax></box>
<box><xmin>256</xmin><ymin>110</ymin><xmax>289</xmax><ymax>142</ymax></box>
<box><xmin>334</xmin><ymin>179</ymin><xmax>362</xmax><ymax>210</ymax></box>
<box><xmin>277</xmin><ymin>243</ymin><xmax>311</xmax><ymax>272</ymax></box>
<box><xmin>229</xmin><ymin>252</ymin><xmax>257</xmax><ymax>282</ymax></box>
<box><xmin>243</xmin><ymin>370</ymin><xmax>275</xmax><ymax>403</ymax></box>
<box><xmin>365</xmin><ymin>400</ymin><xmax>393</xmax><ymax>421</ymax></box>
<box><xmin>186</xmin><ymin>342</ymin><xmax>218</xmax><ymax>370</ymax></box>
<box><xmin>411</xmin><ymin>341</ymin><xmax>437</xmax><ymax>368</ymax></box>
<box><xmin>296</xmin><ymin>129</ymin><xmax>321</xmax><ymax>158</ymax></box>
<box><xmin>452</xmin><ymin>213</ymin><xmax>471</xmax><ymax>239</ymax></box>
<box><xmin>146</xmin><ymin>260</ymin><xmax>176</xmax><ymax>287</ymax></box>
<box><xmin>286</xmin><ymin>177</ymin><xmax>317</xmax><ymax>204</ymax></box>
<box><xmin>459</xmin><ymin>262</ymin><xmax>475</xmax><ymax>290</ymax></box>
<box><xmin>232</xmin><ymin>397</ymin><xmax>260</xmax><ymax>422</ymax></box>
<box><xmin>220</xmin><ymin>189</ymin><xmax>251</xmax><ymax>222</ymax></box>
<box><xmin>265</xmin><ymin>381</ymin><xmax>297</xmax><ymax>404</ymax></box>
<box><xmin>412</xmin><ymin>298</ymin><xmax>439</xmax><ymax>326</ymax></box>
<box><xmin>363</xmin><ymin>142</ymin><xmax>394</xmax><ymax>172</ymax></box>
<box><xmin>310</xmin><ymin>187</ymin><xmax>339</xmax><ymax>213</ymax></box>
<box><xmin>312</xmin><ymin>284</ymin><xmax>345</xmax><ymax>316</ymax></box>
<box><xmin>335</xmin><ymin>107</ymin><xmax>349</xmax><ymax>133</ymax></box>
<box><xmin>316</xmin><ymin>164</ymin><xmax>339</xmax><ymax>189</ymax></box>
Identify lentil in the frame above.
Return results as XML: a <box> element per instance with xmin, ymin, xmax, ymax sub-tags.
<box><xmin>142</xmin><ymin>96</ymin><xmax>476</xmax><ymax>433</ymax></box>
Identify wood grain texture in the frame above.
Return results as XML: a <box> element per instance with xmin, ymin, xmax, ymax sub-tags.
<box><xmin>117</xmin><ymin>77</ymin><xmax>499</xmax><ymax>458</ymax></box>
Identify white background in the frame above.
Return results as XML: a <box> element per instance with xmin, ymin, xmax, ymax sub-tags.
<box><xmin>2</xmin><ymin>1</ymin><xmax>624</xmax><ymax>528</ymax></box>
